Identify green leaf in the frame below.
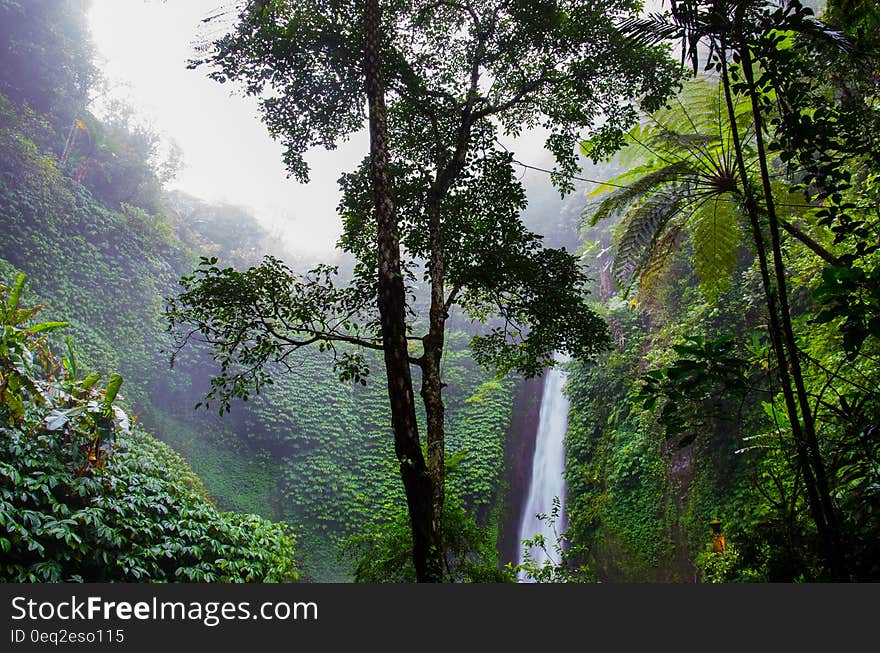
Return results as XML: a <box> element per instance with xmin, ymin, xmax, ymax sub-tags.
<box><xmin>691</xmin><ymin>198</ymin><xmax>740</xmax><ymax>303</ymax></box>
<box><xmin>81</xmin><ymin>373</ymin><xmax>101</xmax><ymax>390</ymax></box>
<box><xmin>103</xmin><ymin>374</ymin><xmax>123</xmax><ymax>404</ymax></box>
<box><xmin>6</xmin><ymin>273</ymin><xmax>26</xmax><ymax>318</ymax></box>
<box><xmin>26</xmin><ymin>321</ymin><xmax>69</xmax><ymax>334</ymax></box>
<box><xmin>64</xmin><ymin>337</ymin><xmax>78</xmax><ymax>382</ymax></box>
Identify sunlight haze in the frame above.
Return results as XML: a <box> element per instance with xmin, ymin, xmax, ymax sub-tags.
<box><xmin>88</xmin><ymin>0</ymin><xmax>366</xmax><ymax>258</ymax></box>
<box><xmin>86</xmin><ymin>0</ymin><xmax>561</xmax><ymax>259</ymax></box>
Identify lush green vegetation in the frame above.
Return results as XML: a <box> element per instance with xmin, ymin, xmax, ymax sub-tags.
<box><xmin>0</xmin><ymin>0</ymin><xmax>518</xmax><ymax>581</ymax></box>
<box><xmin>2</xmin><ymin>0</ymin><xmax>878</xmax><ymax>584</ymax></box>
<box><xmin>174</xmin><ymin>0</ymin><xmax>674</xmax><ymax>581</ymax></box>
<box><xmin>232</xmin><ymin>339</ymin><xmax>516</xmax><ymax>580</ymax></box>
<box><xmin>0</xmin><ymin>275</ymin><xmax>297</xmax><ymax>581</ymax></box>
<box><xmin>560</xmin><ymin>0</ymin><xmax>880</xmax><ymax>582</ymax></box>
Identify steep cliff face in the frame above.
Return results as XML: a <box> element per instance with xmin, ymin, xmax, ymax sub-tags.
<box><xmin>588</xmin><ymin>442</ymin><xmax>698</xmax><ymax>583</ymax></box>
<box><xmin>497</xmin><ymin>376</ymin><xmax>544</xmax><ymax>568</ymax></box>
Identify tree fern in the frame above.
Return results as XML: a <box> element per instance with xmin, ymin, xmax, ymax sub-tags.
<box><xmin>582</xmin><ymin>76</ymin><xmax>752</xmax><ymax>303</ymax></box>
<box><xmin>588</xmin><ymin>161</ymin><xmax>694</xmax><ymax>226</ymax></box>
<box><xmin>692</xmin><ymin>196</ymin><xmax>741</xmax><ymax>302</ymax></box>
<box><xmin>611</xmin><ymin>190</ymin><xmax>684</xmax><ymax>292</ymax></box>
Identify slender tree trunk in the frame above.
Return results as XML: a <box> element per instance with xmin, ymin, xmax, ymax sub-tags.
<box><xmin>738</xmin><ymin>41</ymin><xmax>847</xmax><ymax>580</ymax></box>
<box><xmin>719</xmin><ymin>45</ymin><xmax>838</xmax><ymax>578</ymax></box>
<box><xmin>419</xmin><ymin>118</ymin><xmax>474</xmax><ymax>575</ymax></box>
<box><xmin>422</xmin><ymin>201</ymin><xmax>446</xmax><ymax>570</ymax></box>
<box><xmin>363</xmin><ymin>0</ymin><xmax>441</xmax><ymax>582</ymax></box>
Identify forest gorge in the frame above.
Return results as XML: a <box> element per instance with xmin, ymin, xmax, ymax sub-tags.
<box><xmin>1</xmin><ymin>0</ymin><xmax>878</xmax><ymax>583</ymax></box>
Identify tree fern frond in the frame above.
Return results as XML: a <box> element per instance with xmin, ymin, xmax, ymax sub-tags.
<box><xmin>651</xmin><ymin>131</ymin><xmax>715</xmax><ymax>149</ymax></box>
<box><xmin>654</xmin><ymin>76</ymin><xmax>717</xmax><ymax>131</ymax></box>
<box><xmin>612</xmin><ymin>191</ymin><xmax>684</xmax><ymax>292</ymax></box>
<box><xmin>585</xmin><ymin>161</ymin><xmax>693</xmax><ymax>225</ymax></box>
<box><xmin>691</xmin><ymin>195</ymin><xmax>741</xmax><ymax>304</ymax></box>
<box><xmin>638</xmin><ymin>225</ymin><xmax>686</xmax><ymax>305</ymax></box>
<box><xmin>646</xmin><ymin>129</ymin><xmax>716</xmax><ymax>168</ymax></box>
<box><xmin>586</xmin><ymin>159</ymin><xmax>670</xmax><ymax>199</ymax></box>
<box><xmin>618</xmin><ymin>123</ymin><xmax>656</xmax><ymax>167</ymax></box>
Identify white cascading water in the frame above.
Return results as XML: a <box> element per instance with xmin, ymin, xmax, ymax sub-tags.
<box><xmin>517</xmin><ymin>354</ymin><xmax>571</xmax><ymax>580</ymax></box>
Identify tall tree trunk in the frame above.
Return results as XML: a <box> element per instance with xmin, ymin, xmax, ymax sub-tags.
<box><xmin>738</xmin><ymin>41</ymin><xmax>847</xmax><ymax>580</ymax></box>
<box><xmin>363</xmin><ymin>0</ymin><xmax>442</xmax><ymax>582</ymax></box>
<box><xmin>422</xmin><ymin>201</ymin><xmax>447</xmax><ymax>572</ymax></box>
<box><xmin>420</xmin><ymin>125</ymin><xmax>473</xmax><ymax>573</ymax></box>
<box><xmin>719</xmin><ymin>45</ymin><xmax>838</xmax><ymax>578</ymax></box>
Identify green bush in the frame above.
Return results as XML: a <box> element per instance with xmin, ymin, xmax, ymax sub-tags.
<box><xmin>0</xmin><ymin>275</ymin><xmax>297</xmax><ymax>582</ymax></box>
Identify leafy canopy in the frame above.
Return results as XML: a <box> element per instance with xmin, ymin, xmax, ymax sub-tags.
<box><xmin>198</xmin><ymin>0</ymin><xmax>679</xmax><ymax>186</ymax></box>
<box><xmin>172</xmin><ymin>0</ymin><xmax>682</xmax><ymax>403</ymax></box>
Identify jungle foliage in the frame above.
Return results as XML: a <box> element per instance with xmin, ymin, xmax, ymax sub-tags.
<box><xmin>2</xmin><ymin>0</ymin><xmax>879</xmax><ymax>584</ymax></box>
<box><xmin>175</xmin><ymin>0</ymin><xmax>682</xmax><ymax>580</ymax></box>
<box><xmin>0</xmin><ymin>0</ymin><xmax>519</xmax><ymax>581</ymax></box>
<box><xmin>0</xmin><ymin>275</ymin><xmax>298</xmax><ymax>582</ymax></box>
<box><xmin>564</xmin><ymin>0</ymin><xmax>880</xmax><ymax>581</ymax></box>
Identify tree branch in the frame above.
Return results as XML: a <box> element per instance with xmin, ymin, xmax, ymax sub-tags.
<box><xmin>778</xmin><ymin>217</ymin><xmax>842</xmax><ymax>266</ymax></box>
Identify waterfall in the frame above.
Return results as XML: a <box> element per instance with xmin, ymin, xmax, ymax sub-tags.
<box><xmin>517</xmin><ymin>354</ymin><xmax>571</xmax><ymax>580</ymax></box>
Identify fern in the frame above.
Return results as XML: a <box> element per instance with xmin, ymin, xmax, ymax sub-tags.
<box><xmin>612</xmin><ymin>191</ymin><xmax>684</xmax><ymax>293</ymax></box>
<box><xmin>579</xmin><ymin>75</ymin><xmax>761</xmax><ymax>302</ymax></box>
<box><xmin>586</xmin><ymin>161</ymin><xmax>694</xmax><ymax>226</ymax></box>
<box><xmin>691</xmin><ymin>197</ymin><xmax>741</xmax><ymax>303</ymax></box>
<box><xmin>638</xmin><ymin>225</ymin><xmax>685</xmax><ymax>307</ymax></box>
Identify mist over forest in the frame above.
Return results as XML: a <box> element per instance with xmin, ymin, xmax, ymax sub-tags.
<box><xmin>1</xmin><ymin>0</ymin><xmax>878</xmax><ymax>585</ymax></box>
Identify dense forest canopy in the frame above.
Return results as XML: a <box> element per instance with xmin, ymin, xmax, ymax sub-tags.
<box><xmin>1</xmin><ymin>0</ymin><xmax>878</xmax><ymax>584</ymax></box>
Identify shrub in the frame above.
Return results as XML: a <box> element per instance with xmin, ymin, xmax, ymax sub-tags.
<box><xmin>0</xmin><ymin>274</ymin><xmax>297</xmax><ymax>582</ymax></box>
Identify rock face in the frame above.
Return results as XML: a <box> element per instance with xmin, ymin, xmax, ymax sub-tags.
<box><xmin>497</xmin><ymin>376</ymin><xmax>545</xmax><ymax>568</ymax></box>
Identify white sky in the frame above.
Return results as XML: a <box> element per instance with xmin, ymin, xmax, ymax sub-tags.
<box><xmin>87</xmin><ymin>0</ymin><xmax>561</xmax><ymax>259</ymax></box>
<box><xmin>88</xmin><ymin>0</ymin><xmax>368</xmax><ymax>258</ymax></box>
